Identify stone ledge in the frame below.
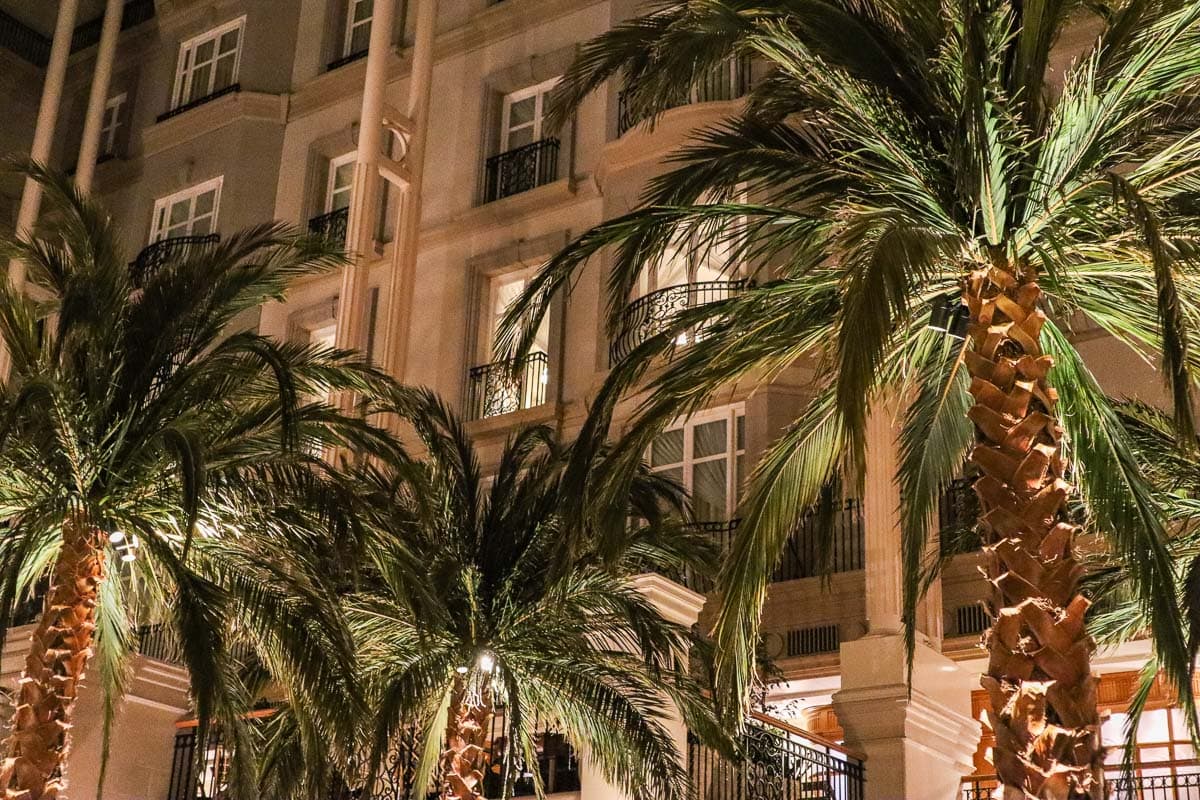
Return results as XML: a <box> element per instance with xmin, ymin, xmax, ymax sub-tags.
<box><xmin>142</xmin><ymin>90</ymin><xmax>288</xmax><ymax>157</ymax></box>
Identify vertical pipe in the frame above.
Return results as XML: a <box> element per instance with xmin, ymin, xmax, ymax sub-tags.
<box><xmin>380</xmin><ymin>0</ymin><xmax>436</xmax><ymax>384</ymax></box>
<box><xmin>7</xmin><ymin>0</ymin><xmax>81</xmax><ymax>291</ymax></box>
<box><xmin>75</xmin><ymin>0</ymin><xmax>125</xmax><ymax>194</ymax></box>
<box><xmin>333</xmin><ymin>0</ymin><xmax>398</xmax><ymax>412</ymax></box>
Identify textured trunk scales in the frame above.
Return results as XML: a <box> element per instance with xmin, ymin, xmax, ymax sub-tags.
<box><xmin>963</xmin><ymin>263</ymin><xmax>1103</xmax><ymax>799</ymax></box>
<box><xmin>441</xmin><ymin>677</ymin><xmax>494</xmax><ymax>800</ymax></box>
<box><xmin>0</xmin><ymin>517</ymin><xmax>106</xmax><ymax>800</ymax></box>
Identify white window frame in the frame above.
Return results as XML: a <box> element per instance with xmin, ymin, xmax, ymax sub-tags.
<box><xmin>99</xmin><ymin>92</ymin><xmax>127</xmax><ymax>157</ymax></box>
<box><xmin>171</xmin><ymin>17</ymin><xmax>245</xmax><ymax>109</ymax></box>
<box><xmin>343</xmin><ymin>0</ymin><xmax>373</xmax><ymax>57</ymax></box>
<box><xmin>150</xmin><ymin>177</ymin><xmax>223</xmax><ymax>243</ymax></box>
<box><xmin>325</xmin><ymin>152</ymin><xmax>357</xmax><ymax>213</ymax></box>
<box><xmin>500</xmin><ymin>77</ymin><xmax>559</xmax><ymax>153</ymax></box>
<box><xmin>650</xmin><ymin>404</ymin><xmax>746</xmax><ymax>521</ymax></box>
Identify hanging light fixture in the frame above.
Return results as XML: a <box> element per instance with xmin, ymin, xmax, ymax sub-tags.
<box><xmin>109</xmin><ymin>530</ymin><xmax>140</xmax><ymax>562</ymax></box>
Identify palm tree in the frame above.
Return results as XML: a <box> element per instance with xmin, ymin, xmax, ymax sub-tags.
<box><xmin>498</xmin><ymin>1</ymin><xmax>1200</xmax><ymax>794</ymax></box>
<box><xmin>0</xmin><ymin>165</ymin><xmax>393</xmax><ymax>800</ymax></box>
<box><xmin>340</xmin><ymin>387</ymin><xmax>723</xmax><ymax>800</ymax></box>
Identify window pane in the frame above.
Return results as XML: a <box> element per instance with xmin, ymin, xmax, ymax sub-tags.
<box><xmin>168</xmin><ymin>200</ymin><xmax>191</xmax><ymax>227</ymax></box>
<box><xmin>349</xmin><ymin>23</ymin><xmax>371</xmax><ymax>53</ymax></box>
<box><xmin>194</xmin><ymin>190</ymin><xmax>215</xmax><ymax>217</ymax></box>
<box><xmin>736</xmin><ymin>414</ymin><xmax>745</xmax><ymax>450</ymax></box>
<box><xmin>657</xmin><ymin>466</ymin><xmax>683</xmax><ymax>486</ymax></box>
<box><xmin>190</xmin><ymin>217</ymin><xmax>211</xmax><ymax>235</ymax></box>
<box><xmin>334</xmin><ymin>161</ymin><xmax>355</xmax><ymax>190</ymax></box>
<box><xmin>651</xmin><ymin>430</ymin><xmax>684</xmax><ymax>468</ymax></box>
<box><xmin>213</xmin><ymin>53</ymin><xmax>236</xmax><ymax>90</ymax></box>
<box><xmin>193</xmin><ymin>39</ymin><xmax>215</xmax><ymax>65</ymax></box>
<box><xmin>693</xmin><ymin>460</ymin><xmax>727</xmax><ymax>521</ymax></box>
<box><xmin>508</xmin><ymin>96</ymin><xmax>535</xmax><ymax>128</ymax></box>
<box><xmin>190</xmin><ymin>63</ymin><xmax>213</xmax><ymax>101</ymax></box>
<box><xmin>353</xmin><ymin>0</ymin><xmax>374</xmax><ymax>23</ymax></box>
<box><xmin>1138</xmin><ymin>709</ymin><xmax>1171</xmax><ymax>742</ymax></box>
<box><xmin>218</xmin><ymin>29</ymin><xmax>240</xmax><ymax>55</ymax></box>
<box><xmin>506</xmin><ymin>127</ymin><xmax>533</xmax><ymax>149</ymax></box>
<box><xmin>1101</xmin><ymin>712</ymin><xmax>1128</xmax><ymax>746</ymax></box>
<box><xmin>693</xmin><ymin>419</ymin><xmax>727</xmax><ymax>459</ymax></box>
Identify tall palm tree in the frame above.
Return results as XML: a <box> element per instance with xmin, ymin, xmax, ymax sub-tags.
<box><xmin>0</xmin><ymin>166</ymin><xmax>393</xmax><ymax>800</ymax></box>
<box><xmin>499</xmin><ymin>2</ymin><xmax>1200</xmax><ymax>795</ymax></box>
<box><xmin>339</xmin><ymin>387</ymin><xmax>723</xmax><ymax>800</ymax></box>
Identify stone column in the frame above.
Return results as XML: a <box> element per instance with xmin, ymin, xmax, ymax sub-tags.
<box><xmin>833</xmin><ymin>397</ymin><xmax>978</xmax><ymax>800</ymax></box>
<box><xmin>75</xmin><ymin>0</ymin><xmax>125</xmax><ymax>194</ymax></box>
<box><xmin>334</xmin><ymin>0</ymin><xmax>398</xmax><ymax>410</ymax></box>
<box><xmin>7</xmin><ymin>0</ymin><xmax>80</xmax><ymax>291</ymax></box>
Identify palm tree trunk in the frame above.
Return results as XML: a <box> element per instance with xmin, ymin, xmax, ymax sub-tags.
<box><xmin>0</xmin><ymin>515</ymin><xmax>106</xmax><ymax>800</ymax></box>
<box><xmin>441</xmin><ymin>676</ymin><xmax>494</xmax><ymax>800</ymax></box>
<box><xmin>962</xmin><ymin>263</ymin><xmax>1104</xmax><ymax>799</ymax></box>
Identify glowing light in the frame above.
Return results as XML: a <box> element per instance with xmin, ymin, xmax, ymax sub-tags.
<box><xmin>108</xmin><ymin>530</ymin><xmax>125</xmax><ymax>544</ymax></box>
<box><xmin>478</xmin><ymin>651</ymin><xmax>495</xmax><ymax>673</ymax></box>
<box><xmin>456</xmin><ymin>665</ymin><xmax>469</xmax><ymax>674</ymax></box>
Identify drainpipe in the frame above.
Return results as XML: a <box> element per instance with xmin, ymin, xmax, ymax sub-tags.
<box><xmin>334</xmin><ymin>0</ymin><xmax>398</xmax><ymax>415</ymax></box>
<box><xmin>380</xmin><ymin>0</ymin><xmax>436</xmax><ymax>387</ymax></box>
<box><xmin>75</xmin><ymin>0</ymin><xmax>125</xmax><ymax>195</ymax></box>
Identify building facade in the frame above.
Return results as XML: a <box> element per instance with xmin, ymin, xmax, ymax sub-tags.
<box><xmin>0</xmin><ymin>2</ymin><xmax>1191</xmax><ymax>799</ymax></box>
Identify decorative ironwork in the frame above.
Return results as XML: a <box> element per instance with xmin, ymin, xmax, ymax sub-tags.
<box><xmin>775</xmin><ymin>499</ymin><xmax>865</xmax><ymax>581</ymax></box>
<box><xmin>327</xmin><ymin>48</ymin><xmax>368</xmax><ymax>71</ymax></box>
<box><xmin>130</xmin><ymin>233</ymin><xmax>220</xmax><ymax>287</ymax></box>
<box><xmin>963</xmin><ymin>765</ymin><xmax>1200</xmax><ymax>800</ymax></box>
<box><xmin>167</xmin><ymin>728</ymin><xmax>232</xmax><ymax>800</ymax></box>
<box><xmin>609</xmin><ymin>279</ymin><xmax>747</xmax><ymax>364</ymax></box>
<box><xmin>618</xmin><ymin>57</ymin><xmax>753</xmax><ymax>136</ymax></box>
<box><xmin>939</xmin><ymin>476</ymin><xmax>983</xmax><ymax>556</ymax></box>
<box><xmin>690</xmin><ymin>718</ymin><xmax>865</xmax><ymax>800</ymax></box>
<box><xmin>156</xmin><ymin>83</ymin><xmax>242</xmax><ymax>123</ymax></box>
<box><xmin>309</xmin><ymin>207</ymin><xmax>350</xmax><ymax>249</ymax></box>
<box><xmin>0</xmin><ymin>10</ymin><xmax>50</xmax><ymax>66</ymax></box>
<box><xmin>483</xmin><ymin>138</ymin><xmax>560</xmax><ymax>203</ymax></box>
<box><xmin>466</xmin><ymin>352</ymin><xmax>549</xmax><ymax>421</ymax></box>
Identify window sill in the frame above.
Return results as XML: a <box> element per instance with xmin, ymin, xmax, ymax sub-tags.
<box><xmin>464</xmin><ymin>401</ymin><xmax>558</xmax><ymax>438</ymax></box>
<box><xmin>143</xmin><ymin>89</ymin><xmax>288</xmax><ymax>157</ymax></box>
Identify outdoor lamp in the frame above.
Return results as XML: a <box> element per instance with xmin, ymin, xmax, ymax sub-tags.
<box><xmin>478</xmin><ymin>651</ymin><xmax>495</xmax><ymax>673</ymax></box>
<box><xmin>927</xmin><ymin>293</ymin><xmax>955</xmax><ymax>331</ymax></box>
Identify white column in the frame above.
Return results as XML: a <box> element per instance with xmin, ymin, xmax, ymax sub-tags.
<box><xmin>334</xmin><ymin>0</ymin><xmax>398</xmax><ymax>411</ymax></box>
<box><xmin>381</xmin><ymin>0</ymin><xmax>436</xmax><ymax>383</ymax></box>
<box><xmin>862</xmin><ymin>398</ymin><xmax>903</xmax><ymax>634</ymax></box>
<box><xmin>75</xmin><ymin>0</ymin><xmax>125</xmax><ymax>194</ymax></box>
<box><xmin>7</xmin><ymin>0</ymin><xmax>81</xmax><ymax>290</ymax></box>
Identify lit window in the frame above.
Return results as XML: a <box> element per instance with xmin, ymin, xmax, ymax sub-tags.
<box><xmin>344</xmin><ymin>0</ymin><xmax>373</xmax><ymax>57</ymax></box>
<box><xmin>150</xmin><ymin>177</ymin><xmax>222</xmax><ymax>242</ymax></box>
<box><xmin>650</xmin><ymin>406</ymin><xmax>746</xmax><ymax>522</ymax></box>
<box><xmin>326</xmin><ymin>152</ymin><xmax>356</xmax><ymax>213</ymax></box>
<box><xmin>99</xmin><ymin>93</ymin><xmax>126</xmax><ymax>157</ymax></box>
<box><xmin>500</xmin><ymin>78</ymin><xmax>558</xmax><ymax>152</ymax></box>
<box><xmin>172</xmin><ymin>18</ymin><xmax>244</xmax><ymax>109</ymax></box>
<box><xmin>487</xmin><ymin>273</ymin><xmax>548</xmax><ymax>357</ymax></box>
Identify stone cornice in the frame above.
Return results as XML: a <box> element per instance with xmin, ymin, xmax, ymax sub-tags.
<box><xmin>142</xmin><ymin>90</ymin><xmax>288</xmax><ymax>157</ymax></box>
<box><xmin>599</xmin><ymin>99</ymin><xmax>747</xmax><ymax>179</ymax></box>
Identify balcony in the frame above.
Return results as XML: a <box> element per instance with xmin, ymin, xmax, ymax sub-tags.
<box><xmin>610</xmin><ymin>279</ymin><xmax>748</xmax><ymax>364</ymax></box>
<box><xmin>71</xmin><ymin>0</ymin><xmax>155</xmax><ymax>51</ymax></box>
<box><xmin>308</xmin><ymin>207</ymin><xmax>349</xmax><ymax>249</ymax></box>
<box><xmin>939</xmin><ymin>476</ymin><xmax>983</xmax><ymax>556</ymax></box>
<box><xmin>962</xmin><ymin>766</ymin><xmax>1200</xmax><ymax>799</ymax></box>
<box><xmin>327</xmin><ymin>48</ymin><xmax>368</xmax><ymax>71</ymax></box>
<box><xmin>483</xmin><ymin>138</ymin><xmax>560</xmax><ymax>203</ymax></box>
<box><xmin>130</xmin><ymin>233</ymin><xmax>221</xmax><ymax>287</ymax></box>
<box><xmin>466</xmin><ymin>352</ymin><xmax>549</xmax><ymax>421</ymax></box>
<box><xmin>156</xmin><ymin>83</ymin><xmax>241</xmax><ymax>123</ymax></box>
<box><xmin>691</xmin><ymin>715</ymin><xmax>865</xmax><ymax>800</ymax></box>
<box><xmin>618</xmin><ymin>57</ymin><xmax>753</xmax><ymax>136</ymax></box>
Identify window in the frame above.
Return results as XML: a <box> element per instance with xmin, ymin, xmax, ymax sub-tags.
<box><xmin>466</xmin><ymin>272</ymin><xmax>550</xmax><ymax>420</ymax></box>
<box><xmin>150</xmin><ymin>178</ymin><xmax>222</xmax><ymax>242</ymax></box>
<box><xmin>500</xmin><ymin>78</ymin><xmax>558</xmax><ymax>152</ymax></box>
<box><xmin>649</xmin><ymin>406</ymin><xmax>746</xmax><ymax>521</ymax></box>
<box><xmin>326</xmin><ymin>152</ymin><xmax>356</xmax><ymax>213</ymax></box>
<box><xmin>99</xmin><ymin>93</ymin><xmax>126</xmax><ymax>157</ymax></box>
<box><xmin>172</xmin><ymin>18</ymin><xmax>243</xmax><ymax>109</ymax></box>
<box><xmin>486</xmin><ymin>273</ymin><xmax>548</xmax><ymax>357</ymax></box>
<box><xmin>344</xmin><ymin>0</ymin><xmax>373</xmax><ymax>57</ymax></box>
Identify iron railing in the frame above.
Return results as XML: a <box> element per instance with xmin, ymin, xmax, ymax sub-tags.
<box><xmin>610</xmin><ymin>279</ymin><xmax>747</xmax><ymax>364</ymax></box>
<box><xmin>465</xmin><ymin>352</ymin><xmax>549</xmax><ymax>421</ymax></box>
<box><xmin>327</xmin><ymin>48</ymin><xmax>368</xmax><ymax>71</ymax></box>
<box><xmin>157</xmin><ymin>83</ymin><xmax>241</xmax><ymax>123</ymax></box>
<box><xmin>939</xmin><ymin>476</ymin><xmax>983</xmax><ymax>556</ymax></box>
<box><xmin>308</xmin><ymin>207</ymin><xmax>350</xmax><ymax>249</ymax></box>
<box><xmin>690</xmin><ymin>717</ymin><xmax>865</xmax><ymax>800</ymax></box>
<box><xmin>130</xmin><ymin>233</ymin><xmax>220</xmax><ymax>287</ymax></box>
<box><xmin>963</xmin><ymin>765</ymin><xmax>1200</xmax><ymax>800</ymax></box>
<box><xmin>483</xmin><ymin>138</ymin><xmax>560</xmax><ymax>203</ymax></box>
<box><xmin>618</xmin><ymin>57</ymin><xmax>753</xmax><ymax>136</ymax></box>
<box><xmin>0</xmin><ymin>10</ymin><xmax>50</xmax><ymax>66</ymax></box>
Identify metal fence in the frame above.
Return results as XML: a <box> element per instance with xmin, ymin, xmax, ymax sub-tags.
<box><xmin>309</xmin><ymin>206</ymin><xmax>350</xmax><ymax>249</ymax></box>
<box><xmin>618</xmin><ymin>57</ymin><xmax>753</xmax><ymax>136</ymax></box>
<box><xmin>690</xmin><ymin>718</ymin><xmax>865</xmax><ymax>800</ymax></box>
<box><xmin>130</xmin><ymin>233</ymin><xmax>221</xmax><ymax>287</ymax></box>
<box><xmin>610</xmin><ymin>280</ymin><xmax>748</xmax><ymax>364</ymax></box>
<box><xmin>157</xmin><ymin>83</ymin><xmax>242</xmax><ymax>123</ymax></box>
<box><xmin>962</xmin><ymin>765</ymin><xmax>1200</xmax><ymax>800</ymax></box>
<box><xmin>465</xmin><ymin>352</ymin><xmax>549</xmax><ymax>421</ymax></box>
<box><xmin>483</xmin><ymin>138</ymin><xmax>560</xmax><ymax>203</ymax></box>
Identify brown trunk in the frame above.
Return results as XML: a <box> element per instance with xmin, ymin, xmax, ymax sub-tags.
<box><xmin>440</xmin><ymin>676</ymin><xmax>494</xmax><ymax>800</ymax></box>
<box><xmin>963</xmin><ymin>263</ymin><xmax>1103</xmax><ymax>799</ymax></box>
<box><xmin>0</xmin><ymin>516</ymin><xmax>106</xmax><ymax>800</ymax></box>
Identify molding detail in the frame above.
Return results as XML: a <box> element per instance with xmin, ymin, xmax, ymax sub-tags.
<box><xmin>142</xmin><ymin>90</ymin><xmax>288</xmax><ymax>156</ymax></box>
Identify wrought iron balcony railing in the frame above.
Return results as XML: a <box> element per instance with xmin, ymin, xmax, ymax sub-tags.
<box><xmin>618</xmin><ymin>56</ymin><xmax>753</xmax><ymax>136</ymax></box>
<box><xmin>610</xmin><ymin>279</ymin><xmax>748</xmax><ymax>364</ymax></box>
<box><xmin>963</xmin><ymin>765</ymin><xmax>1200</xmax><ymax>800</ymax></box>
<box><xmin>483</xmin><ymin>138</ymin><xmax>560</xmax><ymax>203</ymax></box>
<box><xmin>691</xmin><ymin>715</ymin><xmax>865</xmax><ymax>800</ymax></box>
<box><xmin>130</xmin><ymin>233</ymin><xmax>221</xmax><ymax>287</ymax></box>
<box><xmin>939</xmin><ymin>475</ymin><xmax>983</xmax><ymax>555</ymax></box>
<box><xmin>327</xmin><ymin>48</ymin><xmax>368</xmax><ymax>71</ymax></box>
<box><xmin>466</xmin><ymin>352</ymin><xmax>549</xmax><ymax>421</ymax></box>
<box><xmin>308</xmin><ymin>206</ymin><xmax>350</xmax><ymax>249</ymax></box>
<box><xmin>156</xmin><ymin>83</ymin><xmax>241</xmax><ymax>123</ymax></box>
